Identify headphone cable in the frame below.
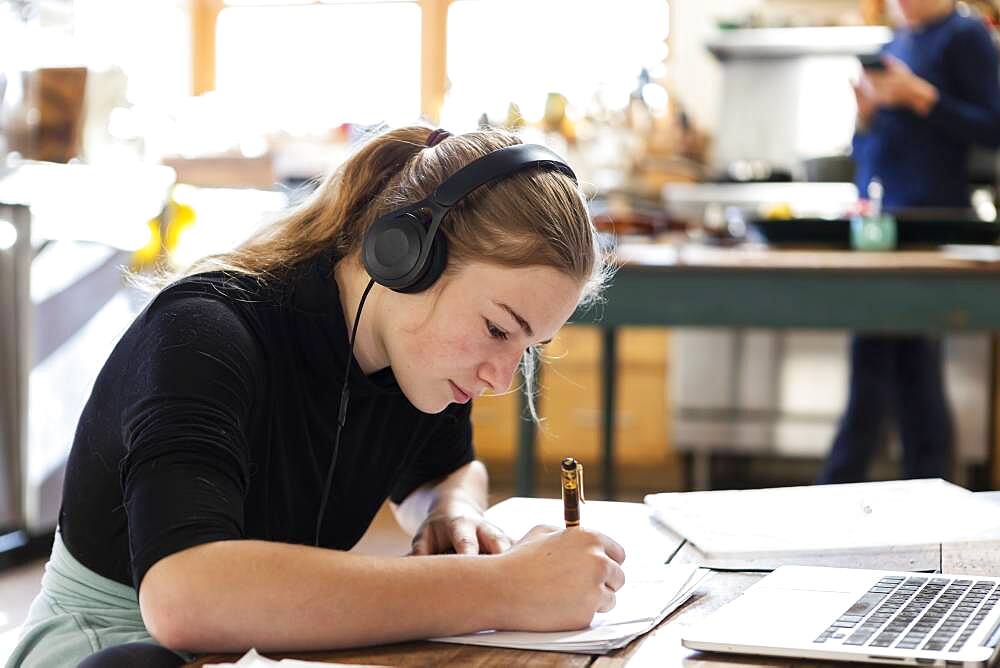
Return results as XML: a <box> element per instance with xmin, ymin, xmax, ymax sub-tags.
<box><xmin>314</xmin><ymin>277</ymin><xmax>376</xmax><ymax>547</ymax></box>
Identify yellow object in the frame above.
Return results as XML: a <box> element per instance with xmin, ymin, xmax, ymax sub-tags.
<box><xmin>131</xmin><ymin>218</ymin><xmax>162</xmax><ymax>269</ymax></box>
<box><xmin>165</xmin><ymin>201</ymin><xmax>197</xmax><ymax>253</ymax></box>
<box><xmin>763</xmin><ymin>203</ymin><xmax>794</xmax><ymax>220</ymax></box>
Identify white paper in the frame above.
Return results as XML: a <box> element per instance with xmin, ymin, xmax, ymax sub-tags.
<box><xmin>430</xmin><ymin>498</ymin><xmax>708</xmax><ymax>653</ymax></box>
<box><xmin>484</xmin><ymin>497</ymin><xmax>683</xmax><ymax>566</ymax></box>
<box><xmin>645</xmin><ymin>479</ymin><xmax>1000</xmax><ymax>562</ymax></box>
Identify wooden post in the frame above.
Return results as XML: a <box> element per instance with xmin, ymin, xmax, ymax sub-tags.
<box><xmin>191</xmin><ymin>0</ymin><xmax>223</xmax><ymax>96</ymax></box>
<box><xmin>420</xmin><ymin>0</ymin><xmax>449</xmax><ymax>123</ymax></box>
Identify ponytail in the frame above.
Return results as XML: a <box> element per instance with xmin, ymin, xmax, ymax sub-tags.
<box><xmin>178</xmin><ymin>125</ymin><xmax>436</xmax><ymax>280</ymax></box>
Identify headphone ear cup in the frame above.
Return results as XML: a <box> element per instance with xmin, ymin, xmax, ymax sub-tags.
<box><xmin>362</xmin><ymin>212</ymin><xmax>424</xmax><ymax>289</ymax></box>
<box><xmin>397</xmin><ymin>231</ymin><xmax>448</xmax><ymax>294</ymax></box>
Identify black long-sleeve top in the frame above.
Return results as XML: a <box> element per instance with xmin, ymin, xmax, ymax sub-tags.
<box><xmin>58</xmin><ymin>252</ymin><xmax>474</xmax><ymax>590</ymax></box>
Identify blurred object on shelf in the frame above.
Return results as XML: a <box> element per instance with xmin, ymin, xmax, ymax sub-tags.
<box><xmin>715</xmin><ymin>3</ymin><xmax>866</xmax><ymax>30</ymax></box>
<box><xmin>542</xmin><ymin>92</ymin><xmax>575</xmax><ymax>143</ymax></box>
<box><xmin>663</xmin><ymin>182</ymin><xmax>860</xmax><ymax>229</ymax></box>
<box><xmin>720</xmin><ymin>159</ymin><xmax>793</xmax><ymax>183</ymax></box>
<box><xmin>803</xmin><ymin>155</ymin><xmax>856</xmax><ymax>183</ymax></box>
<box><xmin>693</xmin><ymin>202</ymin><xmax>749</xmax><ymax>246</ymax></box>
<box><xmin>590</xmin><ymin>194</ymin><xmax>676</xmax><ymax>238</ymax></box>
<box><xmin>161</xmin><ymin>152</ymin><xmax>275</xmax><ymax>189</ymax></box>
<box><xmin>762</xmin><ymin>202</ymin><xmax>794</xmax><ymax>220</ymax></box>
<box><xmin>5</xmin><ymin>68</ymin><xmax>88</xmax><ymax>163</ymax></box>
<box><xmin>616</xmin><ymin>67</ymin><xmax>711</xmax><ymax>199</ymax></box>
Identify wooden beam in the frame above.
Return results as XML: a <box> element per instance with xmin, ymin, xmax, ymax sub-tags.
<box><xmin>420</xmin><ymin>0</ymin><xmax>449</xmax><ymax>123</ymax></box>
<box><xmin>191</xmin><ymin>0</ymin><xmax>223</xmax><ymax>96</ymax></box>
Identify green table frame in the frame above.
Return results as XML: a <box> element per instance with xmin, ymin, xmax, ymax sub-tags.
<box><xmin>515</xmin><ymin>245</ymin><xmax>1000</xmax><ymax>499</ymax></box>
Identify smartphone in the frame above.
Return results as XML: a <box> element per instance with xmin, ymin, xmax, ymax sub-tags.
<box><xmin>858</xmin><ymin>53</ymin><xmax>886</xmax><ymax>71</ymax></box>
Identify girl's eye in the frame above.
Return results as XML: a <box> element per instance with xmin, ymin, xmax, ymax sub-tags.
<box><xmin>485</xmin><ymin>320</ymin><xmax>509</xmax><ymax>341</ymax></box>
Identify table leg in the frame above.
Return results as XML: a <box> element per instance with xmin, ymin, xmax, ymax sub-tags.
<box><xmin>602</xmin><ymin>327</ymin><xmax>618</xmax><ymax>500</ymax></box>
<box><xmin>991</xmin><ymin>335</ymin><xmax>999</xmax><ymax>488</ymax></box>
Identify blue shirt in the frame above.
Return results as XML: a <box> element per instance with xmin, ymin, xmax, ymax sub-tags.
<box><xmin>853</xmin><ymin>10</ymin><xmax>1000</xmax><ymax>208</ymax></box>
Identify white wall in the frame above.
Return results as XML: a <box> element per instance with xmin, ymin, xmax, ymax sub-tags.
<box><xmin>668</xmin><ymin>0</ymin><xmax>863</xmax><ymax>134</ymax></box>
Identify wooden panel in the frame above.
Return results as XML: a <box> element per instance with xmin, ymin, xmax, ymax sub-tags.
<box><xmin>539</xmin><ymin>326</ymin><xmax>670</xmax><ymax>466</ymax></box>
<box><xmin>470</xmin><ymin>390</ymin><xmax>519</xmax><ymax>461</ymax></box>
<box><xmin>473</xmin><ymin>326</ymin><xmax>672</xmax><ymax>465</ymax></box>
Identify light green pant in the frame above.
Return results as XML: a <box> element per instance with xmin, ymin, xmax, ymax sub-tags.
<box><xmin>6</xmin><ymin>532</ymin><xmax>192</xmax><ymax>667</ymax></box>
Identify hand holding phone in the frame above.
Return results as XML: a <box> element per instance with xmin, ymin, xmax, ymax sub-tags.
<box><xmin>858</xmin><ymin>53</ymin><xmax>887</xmax><ymax>71</ymax></box>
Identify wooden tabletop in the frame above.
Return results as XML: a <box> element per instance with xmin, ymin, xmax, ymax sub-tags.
<box><xmin>614</xmin><ymin>242</ymin><xmax>1000</xmax><ymax>273</ymax></box>
<box><xmin>187</xmin><ymin>538</ymin><xmax>1000</xmax><ymax>667</ymax></box>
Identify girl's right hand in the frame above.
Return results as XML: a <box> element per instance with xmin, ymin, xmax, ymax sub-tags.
<box><xmin>493</xmin><ymin>524</ymin><xmax>626</xmax><ymax>632</ymax></box>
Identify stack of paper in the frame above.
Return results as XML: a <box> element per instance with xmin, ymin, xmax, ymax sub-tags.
<box><xmin>644</xmin><ymin>478</ymin><xmax>1000</xmax><ymax>570</ymax></box>
<box><xmin>431</xmin><ymin>497</ymin><xmax>708</xmax><ymax>653</ymax></box>
<box><xmin>432</xmin><ymin>563</ymin><xmax>707</xmax><ymax>653</ymax></box>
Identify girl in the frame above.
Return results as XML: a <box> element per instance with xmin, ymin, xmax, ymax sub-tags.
<box><xmin>9</xmin><ymin>125</ymin><xmax>625</xmax><ymax>667</ymax></box>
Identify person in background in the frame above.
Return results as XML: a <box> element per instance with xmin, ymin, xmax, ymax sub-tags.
<box><xmin>8</xmin><ymin>126</ymin><xmax>625</xmax><ymax>667</ymax></box>
<box><xmin>819</xmin><ymin>0</ymin><xmax>1000</xmax><ymax>484</ymax></box>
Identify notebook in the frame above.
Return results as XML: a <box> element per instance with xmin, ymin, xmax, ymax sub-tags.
<box><xmin>644</xmin><ymin>479</ymin><xmax>1000</xmax><ymax>570</ymax></box>
<box><xmin>431</xmin><ymin>497</ymin><xmax>709</xmax><ymax>654</ymax></box>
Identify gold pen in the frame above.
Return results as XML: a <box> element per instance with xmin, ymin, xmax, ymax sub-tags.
<box><xmin>561</xmin><ymin>457</ymin><xmax>585</xmax><ymax>528</ymax></box>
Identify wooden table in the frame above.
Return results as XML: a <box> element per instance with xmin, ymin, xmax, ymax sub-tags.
<box><xmin>517</xmin><ymin>243</ymin><xmax>1000</xmax><ymax>499</ymax></box>
<box><xmin>187</xmin><ymin>493</ymin><xmax>1000</xmax><ymax>668</ymax></box>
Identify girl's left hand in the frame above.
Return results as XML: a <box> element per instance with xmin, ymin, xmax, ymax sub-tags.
<box><xmin>408</xmin><ymin>494</ymin><xmax>512</xmax><ymax>556</ymax></box>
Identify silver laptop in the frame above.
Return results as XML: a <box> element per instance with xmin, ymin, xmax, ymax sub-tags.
<box><xmin>683</xmin><ymin>566</ymin><xmax>1000</xmax><ymax>666</ymax></box>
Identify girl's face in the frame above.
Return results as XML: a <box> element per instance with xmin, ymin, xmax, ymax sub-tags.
<box><xmin>383</xmin><ymin>261</ymin><xmax>583</xmax><ymax>414</ymax></box>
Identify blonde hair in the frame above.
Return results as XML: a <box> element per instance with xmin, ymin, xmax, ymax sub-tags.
<box><xmin>179</xmin><ymin>125</ymin><xmax>609</xmax><ymax>416</ymax></box>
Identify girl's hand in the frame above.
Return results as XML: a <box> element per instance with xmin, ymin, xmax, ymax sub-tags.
<box><xmin>409</xmin><ymin>493</ymin><xmax>512</xmax><ymax>555</ymax></box>
<box><xmin>494</xmin><ymin>524</ymin><xmax>627</xmax><ymax>631</ymax></box>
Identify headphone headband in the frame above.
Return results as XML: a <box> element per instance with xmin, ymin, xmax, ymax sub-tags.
<box><xmin>362</xmin><ymin>142</ymin><xmax>577</xmax><ymax>293</ymax></box>
<box><xmin>433</xmin><ymin>144</ymin><xmax>577</xmax><ymax>207</ymax></box>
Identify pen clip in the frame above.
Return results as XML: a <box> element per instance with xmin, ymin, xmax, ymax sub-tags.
<box><xmin>577</xmin><ymin>462</ymin><xmax>585</xmax><ymax>504</ymax></box>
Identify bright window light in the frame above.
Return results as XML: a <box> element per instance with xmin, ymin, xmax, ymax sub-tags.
<box><xmin>443</xmin><ymin>0</ymin><xmax>669</xmax><ymax>130</ymax></box>
<box><xmin>215</xmin><ymin>2</ymin><xmax>422</xmax><ymax>135</ymax></box>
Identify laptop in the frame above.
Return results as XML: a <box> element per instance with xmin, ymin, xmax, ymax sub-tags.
<box><xmin>683</xmin><ymin>566</ymin><xmax>1000</xmax><ymax>666</ymax></box>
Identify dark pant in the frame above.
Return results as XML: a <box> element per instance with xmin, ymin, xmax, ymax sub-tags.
<box><xmin>77</xmin><ymin>642</ymin><xmax>185</xmax><ymax>668</ymax></box>
<box><xmin>818</xmin><ymin>335</ymin><xmax>953</xmax><ymax>484</ymax></box>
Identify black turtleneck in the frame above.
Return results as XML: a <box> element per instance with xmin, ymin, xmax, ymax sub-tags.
<box><xmin>59</xmin><ymin>254</ymin><xmax>474</xmax><ymax>590</ymax></box>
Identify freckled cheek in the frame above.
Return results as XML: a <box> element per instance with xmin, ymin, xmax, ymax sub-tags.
<box><xmin>404</xmin><ymin>333</ymin><xmax>482</xmax><ymax>370</ymax></box>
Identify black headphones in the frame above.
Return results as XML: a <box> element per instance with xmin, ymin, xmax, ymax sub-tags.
<box><xmin>361</xmin><ymin>143</ymin><xmax>578</xmax><ymax>294</ymax></box>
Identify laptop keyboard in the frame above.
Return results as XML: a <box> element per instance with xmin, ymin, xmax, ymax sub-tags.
<box><xmin>813</xmin><ymin>575</ymin><xmax>1000</xmax><ymax>653</ymax></box>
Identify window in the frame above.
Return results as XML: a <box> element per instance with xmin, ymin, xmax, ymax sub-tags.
<box><xmin>215</xmin><ymin>1</ymin><xmax>422</xmax><ymax>134</ymax></box>
<box><xmin>443</xmin><ymin>0</ymin><xmax>669</xmax><ymax>129</ymax></box>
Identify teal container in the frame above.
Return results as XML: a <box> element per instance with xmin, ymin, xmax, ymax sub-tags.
<box><xmin>850</xmin><ymin>213</ymin><xmax>897</xmax><ymax>251</ymax></box>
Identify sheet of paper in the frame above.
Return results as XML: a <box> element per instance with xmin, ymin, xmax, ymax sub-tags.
<box><xmin>485</xmin><ymin>497</ymin><xmax>683</xmax><ymax>566</ymax></box>
<box><xmin>431</xmin><ymin>497</ymin><xmax>709</xmax><ymax>653</ymax></box>
<box><xmin>645</xmin><ymin>479</ymin><xmax>1000</xmax><ymax>561</ymax></box>
<box><xmin>432</xmin><ymin>565</ymin><xmax>708</xmax><ymax>653</ymax></box>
